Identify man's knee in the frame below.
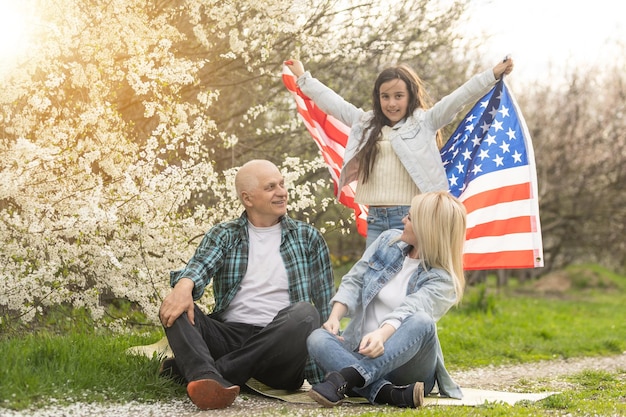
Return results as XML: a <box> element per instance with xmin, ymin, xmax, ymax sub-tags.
<box><xmin>287</xmin><ymin>302</ymin><xmax>320</xmax><ymax>325</ymax></box>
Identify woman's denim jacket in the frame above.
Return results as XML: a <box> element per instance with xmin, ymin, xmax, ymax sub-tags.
<box><xmin>296</xmin><ymin>68</ymin><xmax>497</xmax><ymax>197</ymax></box>
<box><xmin>331</xmin><ymin>229</ymin><xmax>463</xmax><ymax>398</ymax></box>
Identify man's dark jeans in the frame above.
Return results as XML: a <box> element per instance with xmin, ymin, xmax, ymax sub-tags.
<box><xmin>165</xmin><ymin>302</ymin><xmax>320</xmax><ymax>389</ymax></box>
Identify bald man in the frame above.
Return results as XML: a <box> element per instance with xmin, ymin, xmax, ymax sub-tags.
<box><xmin>158</xmin><ymin>160</ymin><xmax>334</xmax><ymax>410</ymax></box>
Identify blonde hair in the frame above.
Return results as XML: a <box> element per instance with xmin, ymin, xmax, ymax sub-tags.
<box><xmin>409</xmin><ymin>191</ymin><xmax>467</xmax><ymax>303</ymax></box>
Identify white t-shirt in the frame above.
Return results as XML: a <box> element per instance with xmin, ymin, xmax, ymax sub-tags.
<box><xmin>363</xmin><ymin>256</ymin><xmax>422</xmax><ymax>333</ymax></box>
<box><xmin>221</xmin><ymin>222</ymin><xmax>290</xmax><ymax>327</ymax></box>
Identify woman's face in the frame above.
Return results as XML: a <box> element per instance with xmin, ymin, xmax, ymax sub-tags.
<box><xmin>379</xmin><ymin>78</ymin><xmax>409</xmax><ymax>126</ymax></box>
<box><xmin>400</xmin><ymin>213</ymin><xmax>418</xmax><ymax>247</ymax></box>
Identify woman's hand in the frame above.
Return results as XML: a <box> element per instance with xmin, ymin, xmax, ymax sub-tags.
<box><xmin>322</xmin><ymin>317</ymin><xmax>343</xmax><ymax>340</ymax></box>
<box><xmin>358</xmin><ymin>324</ymin><xmax>396</xmax><ymax>358</ymax></box>
<box><xmin>358</xmin><ymin>330</ymin><xmax>386</xmax><ymax>358</ymax></box>
<box><xmin>321</xmin><ymin>301</ymin><xmax>348</xmax><ymax>340</ymax></box>
<box><xmin>284</xmin><ymin>59</ymin><xmax>305</xmax><ymax>78</ymax></box>
<box><xmin>493</xmin><ymin>56</ymin><xmax>514</xmax><ymax>79</ymax></box>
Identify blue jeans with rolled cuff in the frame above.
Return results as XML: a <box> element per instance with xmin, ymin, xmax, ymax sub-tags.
<box><xmin>307</xmin><ymin>311</ymin><xmax>438</xmax><ymax>404</ymax></box>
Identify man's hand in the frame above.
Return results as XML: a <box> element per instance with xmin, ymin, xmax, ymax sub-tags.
<box><xmin>159</xmin><ymin>278</ymin><xmax>195</xmax><ymax>328</ymax></box>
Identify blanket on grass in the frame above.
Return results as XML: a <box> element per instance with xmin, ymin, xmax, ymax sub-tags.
<box><xmin>244</xmin><ymin>379</ymin><xmax>556</xmax><ymax>406</ymax></box>
<box><xmin>127</xmin><ymin>337</ymin><xmax>558</xmax><ymax>407</ymax></box>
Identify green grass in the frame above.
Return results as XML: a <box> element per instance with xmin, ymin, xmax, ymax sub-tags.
<box><xmin>441</xmin><ymin>292</ymin><xmax>626</xmax><ymax>368</ymax></box>
<box><xmin>438</xmin><ymin>264</ymin><xmax>626</xmax><ymax>370</ymax></box>
<box><xmin>0</xmin><ymin>330</ymin><xmax>185</xmax><ymax>410</ymax></box>
<box><xmin>1</xmin><ymin>264</ymin><xmax>625</xmax><ymax>416</ymax></box>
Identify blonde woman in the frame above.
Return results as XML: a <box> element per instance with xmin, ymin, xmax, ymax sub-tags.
<box><xmin>307</xmin><ymin>191</ymin><xmax>466</xmax><ymax>408</ymax></box>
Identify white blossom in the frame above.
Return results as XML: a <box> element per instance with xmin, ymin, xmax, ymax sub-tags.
<box><xmin>0</xmin><ymin>0</ymin><xmax>347</xmax><ymax>329</ymax></box>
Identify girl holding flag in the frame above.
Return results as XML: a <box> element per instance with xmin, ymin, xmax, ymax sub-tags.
<box><xmin>284</xmin><ymin>58</ymin><xmax>513</xmax><ymax>248</ymax></box>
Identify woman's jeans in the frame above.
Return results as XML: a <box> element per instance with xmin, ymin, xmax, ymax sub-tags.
<box><xmin>365</xmin><ymin>205</ymin><xmax>410</xmax><ymax>248</ymax></box>
<box><xmin>307</xmin><ymin>311</ymin><xmax>438</xmax><ymax>404</ymax></box>
<box><xmin>165</xmin><ymin>302</ymin><xmax>319</xmax><ymax>389</ymax></box>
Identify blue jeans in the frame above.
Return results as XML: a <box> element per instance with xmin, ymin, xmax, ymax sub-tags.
<box><xmin>307</xmin><ymin>311</ymin><xmax>438</xmax><ymax>404</ymax></box>
<box><xmin>365</xmin><ymin>206</ymin><xmax>410</xmax><ymax>249</ymax></box>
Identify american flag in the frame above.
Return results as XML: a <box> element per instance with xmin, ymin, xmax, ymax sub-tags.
<box><xmin>283</xmin><ymin>67</ymin><xmax>543</xmax><ymax>270</ymax></box>
<box><xmin>440</xmin><ymin>78</ymin><xmax>543</xmax><ymax>269</ymax></box>
<box><xmin>282</xmin><ymin>66</ymin><xmax>369</xmax><ymax>236</ymax></box>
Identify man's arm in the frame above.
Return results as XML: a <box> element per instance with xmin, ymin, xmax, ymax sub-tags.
<box><xmin>159</xmin><ymin>277</ymin><xmax>196</xmax><ymax>327</ymax></box>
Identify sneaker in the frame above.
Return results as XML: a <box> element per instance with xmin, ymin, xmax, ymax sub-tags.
<box><xmin>394</xmin><ymin>381</ymin><xmax>425</xmax><ymax>408</ymax></box>
<box><xmin>307</xmin><ymin>371</ymin><xmax>348</xmax><ymax>407</ymax></box>
<box><xmin>186</xmin><ymin>378</ymin><xmax>240</xmax><ymax>410</ymax></box>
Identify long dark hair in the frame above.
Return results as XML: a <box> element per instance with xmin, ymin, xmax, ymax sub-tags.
<box><xmin>356</xmin><ymin>64</ymin><xmax>441</xmax><ymax>183</ymax></box>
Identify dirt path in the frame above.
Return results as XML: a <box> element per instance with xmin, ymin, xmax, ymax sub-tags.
<box><xmin>452</xmin><ymin>352</ymin><xmax>626</xmax><ymax>392</ymax></box>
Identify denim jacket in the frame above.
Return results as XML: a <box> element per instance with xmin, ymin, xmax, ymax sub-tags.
<box><xmin>296</xmin><ymin>69</ymin><xmax>497</xmax><ymax>196</ymax></box>
<box><xmin>331</xmin><ymin>229</ymin><xmax>463</xmax><ymax>398</ymax></box>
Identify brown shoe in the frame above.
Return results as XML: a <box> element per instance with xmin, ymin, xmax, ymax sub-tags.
<box><xmin>186</xmin><ymin>379</ymin><xmax>240</xmax><ymax>409</ymax></box>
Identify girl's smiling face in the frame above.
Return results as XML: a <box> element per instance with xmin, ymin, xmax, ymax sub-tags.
<box><xmin>379</xmin><ymin>78</ymin><xmax>409</xmax><ymax>126</ymax></box>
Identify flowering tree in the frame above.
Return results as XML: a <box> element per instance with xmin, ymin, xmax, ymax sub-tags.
<box><xmin>0</xmin><ymin>0</ymin><xmax>469</xmax><ymax>327</ymax></box>
<box><xmin>0</xmin><ymin>0</ymin><xmax>329</xmax><ymax>327</ymax></box>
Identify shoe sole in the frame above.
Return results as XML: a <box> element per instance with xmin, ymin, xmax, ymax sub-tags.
<box><xmin>413</xmin><ymin>382</ymin><xmax>425</xmax><ymax>407</ymax></box>
<box><xmin>307</xmin><ymin>388</ymin><xmax>344</xmax><ymax>408</ymax></box>
<box><xmin>186</xmin><ymin>379</ymin><xmax>240</xmax><ymax>410</ymax></box>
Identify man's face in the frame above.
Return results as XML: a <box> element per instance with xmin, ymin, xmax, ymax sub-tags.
<box><xmin>244</xmin><ymin>166</ymin><xmax>288</xmax><ymax>227</ymax></box>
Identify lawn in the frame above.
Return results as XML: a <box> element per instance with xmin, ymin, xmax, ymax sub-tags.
<box><xmin>1</xmin><ymin>264</ymin><xmax>625</xmax><ymax>416</ymax></box>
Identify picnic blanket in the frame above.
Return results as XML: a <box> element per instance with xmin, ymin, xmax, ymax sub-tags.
<box><xmin>127</xmin><ymin>337</ymin><xmax>558</xmax><ymax>407</ymax></box>
<box><xmin>244</xmin><ymin>378</ymin><xmax>556</xmax><ymax>406</ymax></box>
